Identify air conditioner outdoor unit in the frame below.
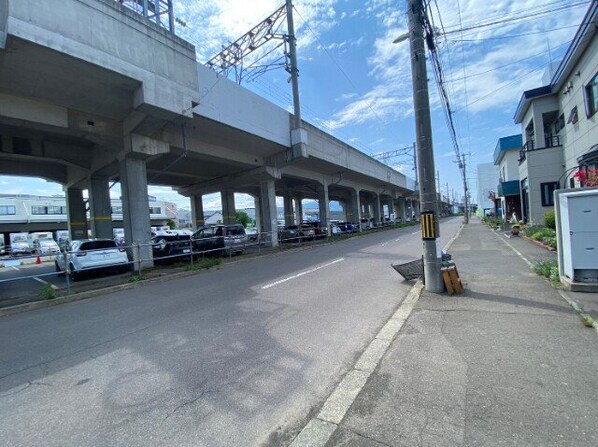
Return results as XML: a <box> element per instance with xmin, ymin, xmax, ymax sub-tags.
<box><xmin>555</xmin><ymin>188</ymin><xmax>598</xmax><ymax>291</ymax></box>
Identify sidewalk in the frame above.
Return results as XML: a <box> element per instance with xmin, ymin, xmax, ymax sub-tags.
<box><xmin>327</xmin><ymin>220</ymin><xmax>598</xmax><ymax>446</ymax></box>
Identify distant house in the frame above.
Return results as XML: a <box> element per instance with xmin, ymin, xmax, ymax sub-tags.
<box><xmin>204</xmin><ymin>211</ymin><xmax>223</xmax><ymax>225</ymax></box>
<box><xmin>513</xmin><ymin>2</ymin><xmax>597</xmax><ymax>224</ymax></box>
<box><xmin>493</xmin><ymin>135</ymin><xmax>523</xmax><ymax>221</ymax></box>
<box><xmin>476</xmin><ymin>162</ymin><xmax>499</xmax><ymax>216</ymax></box>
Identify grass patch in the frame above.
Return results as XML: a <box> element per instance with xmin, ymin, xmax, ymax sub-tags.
<box><xmin>580</xmin><ymin>313</ymin><xmax>596</xmax><ymax>328</ymax></box>
<box><xmin>40</xmin><ymin>283</ymin><xmax>57</xmax><ymax>300</ymax></box>
<box><xmin>128</xmin><ymin>273</ymin><xmax>148</xmax><ymax>283</ymax></box>
<box><xmin>185</xmin><ymin>257</ymin><xmax>222</xmax><ymax>272</ymax></box>
<box><xmin>532</xmin><ymin>258</ymin><xmax>558</xmax><ymax>278</ymax></box>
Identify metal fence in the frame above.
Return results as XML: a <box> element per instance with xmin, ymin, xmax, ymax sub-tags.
<box><xmin>0</xmin><ymin>223</ymin><xmax>416</xmax><ymax>305</ymax></box>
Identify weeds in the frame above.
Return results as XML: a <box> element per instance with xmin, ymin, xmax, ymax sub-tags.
<box><xmin>532</xmin><ymin>258</ymin><xmax>561</xmax><ymax>287</ymax></box>
<box><xmin>40</xmin><ymin>283</ymin><xmax>57</xmax><ymax>300</ymax></box>
<box><xmin>185</xmin><ymin>258</ymin><xmax>221</xmax><ymax>272</ymax></box>
<box><xmin>128</xmin><ymin>273</ymin><xmax>148</xmax><ymax>283</ymax></box>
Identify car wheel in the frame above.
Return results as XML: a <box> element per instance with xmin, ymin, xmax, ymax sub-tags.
<box><xmin>69</xmin><ymin>263</ymin><xmax>79</xmax><ymax>281</ymax></box>
<box><xmin>55</xmin><ymin>261</ymin><xmax>65</xmax><ymax>276</ymax></box>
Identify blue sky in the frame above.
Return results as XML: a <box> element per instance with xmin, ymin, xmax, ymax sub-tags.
<box><xmin>1</xmin><ymin>0</ymin><xmax>590</xmax><ymax>210</ymax></box>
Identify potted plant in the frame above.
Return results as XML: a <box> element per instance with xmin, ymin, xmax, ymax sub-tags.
<box><xmin>511</xmin><ymin>223</ymin><xmax>521</xmax><ymax>236</ymax></box>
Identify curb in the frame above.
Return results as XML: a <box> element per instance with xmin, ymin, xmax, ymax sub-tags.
<box><xmin>288</xmin><ymin>281</ymin><xmax>425</xmax><ymax>447</ymax></box>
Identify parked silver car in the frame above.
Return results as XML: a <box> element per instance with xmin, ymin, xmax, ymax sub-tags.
<box><xmin>55</xmin><ymin>239</ymin><xmax>129</xmax><ymax>281</ymax></box>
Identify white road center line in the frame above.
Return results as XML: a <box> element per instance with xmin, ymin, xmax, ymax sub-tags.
<box><xmin>262</xmin><ymin>258</ymin><xmax>344</xmax><ymax>289</ymax></box>
<box><xmin>32</xmin><ymin>276</ymin><xmax>59</xmax><ymax>290</ymax></box>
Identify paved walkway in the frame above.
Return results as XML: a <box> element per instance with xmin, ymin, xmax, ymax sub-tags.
<box><xmin>295</xmin><ymin>219</ymin><xmax>598</xmax><ymax>446</ymax></box>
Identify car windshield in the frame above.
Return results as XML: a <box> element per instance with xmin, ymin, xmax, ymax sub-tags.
<box><xmin>80</xmin><ymin>240</ymin><xmax>117</xmax><ymax>251</ymax></box>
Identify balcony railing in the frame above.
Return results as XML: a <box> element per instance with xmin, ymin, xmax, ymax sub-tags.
<box><xmin>518</xmin><ymin>135</ymin><xmax>561</xmax><ymax>163</ymax></box>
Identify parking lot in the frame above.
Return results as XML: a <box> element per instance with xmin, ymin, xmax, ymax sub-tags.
<box><xmin>0</xmin><ymin>223</ymin><xmax>418</xmax><ymax>309</ymax></box>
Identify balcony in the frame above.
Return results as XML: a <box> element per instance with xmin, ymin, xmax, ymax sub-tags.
<box><xmin>519</xmin><ymin>135</ymin><xmax>561</xmax><ymax>163</ymax></box>
<box><xmin>497</xmin><ymin>180</ymin><xmax>520</xmax><ymax>197</ymax></box>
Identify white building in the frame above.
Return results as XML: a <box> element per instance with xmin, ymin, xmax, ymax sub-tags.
<box><xmin>476</xmin><ymin>162</ymin><xmax>500</xmax><ymax>215</ymax></box>
<box><xmin>493</xmin><ymin>135</ymin><xmax>523</xmax><ymax>220</ymax></box>
<box><xmin>0</xmin><ymin>194</ymin><xmax>176</xmax><ymax>244</ymax></box>
<box><xmin>514</xmin><ymin>2</ymin><xmax>598</xmax><ymax>224</ymax></box>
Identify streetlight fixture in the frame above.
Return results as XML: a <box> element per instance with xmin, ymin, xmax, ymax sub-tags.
<box><xmin>394</xmin><ymin>0</ymin><xmax>443</xmax><ymax>292</ymax></box>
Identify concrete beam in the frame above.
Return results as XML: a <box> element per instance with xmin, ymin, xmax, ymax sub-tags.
<box><xmin>178</xmin><ymin>166</ymin><xmax>281</xmax><ymax>196</ymax></box>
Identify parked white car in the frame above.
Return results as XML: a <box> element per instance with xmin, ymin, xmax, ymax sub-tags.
<box><xmin>33</xmin><ymin>239</ymin><xmax>61</xmax><ymax>256</ymax></box>
<box><xmin>55</xmin><ymin>239</ymin><xmax>129</xmax><ymax>281</ymax></box>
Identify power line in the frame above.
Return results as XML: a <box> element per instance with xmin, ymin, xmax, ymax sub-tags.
<box><xmin>448</xmin><ymin>23</ymin><xmax>581</xmax><ymax>41</ymax></box>
<box><xmin>446</xmin><ymin>39</ymin><xmax>572</xmax><ymax>83</ymax></box>
<box><xmin>441</xmin><ymin>1</ymin><xmax>588</xmax><ymax>36</ymax></box>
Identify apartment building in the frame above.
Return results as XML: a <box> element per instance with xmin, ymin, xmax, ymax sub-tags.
<box><xmin>493</xmin><ymin>134</ymin><xmax>523</xmax><ymax>220</ymax></box>
<box><xmin>513</xmin><ymin>2</ymin><xmax>597</xmax><ymax>224</ymax></box>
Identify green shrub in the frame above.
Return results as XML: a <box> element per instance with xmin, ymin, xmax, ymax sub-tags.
<box><xmin>532</xmin><ymin>258</ymin><xmax>558</xmax><ymax>279</ymax></box>
<box><xmin>543</xmin><ymin>236</ymin><xmax>557</xmax><ymax>250</ymax></box>
<box><xmin>544</xmin><ymin>210</ymin><xmax>556</xmax><ymax>229</ymax></box>
<box><xmin>531</xmin><ymin>228</ymin><xmax>556</xmax><ymax>241</ymax></box>
<box><xmin>523</xmin><ymin>225</ymin><xmax>543</xmax><ymax>237</ymax></box>
<box><xmin>40</xmin><ymin>284</ymin><xmax>57</xmax><ymax>300</ymax></box>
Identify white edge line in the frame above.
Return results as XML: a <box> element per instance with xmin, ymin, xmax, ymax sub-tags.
<box><xmin>262</xmin><ymin>258</ymin><xmax>344</xmax><ymax>290</ymax></box>
<box><xmin>11</xmin><ymin>266</ymin><xmax>20</xmax><ymax>271</ymax></box>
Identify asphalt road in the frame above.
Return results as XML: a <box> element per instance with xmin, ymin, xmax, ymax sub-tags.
<box><xmin>0</xmin><ymin>218</ymin><xmax>461</xmax><ymax>447</ymax></box>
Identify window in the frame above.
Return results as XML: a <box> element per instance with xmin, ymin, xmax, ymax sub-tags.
<box><xmin>48</xmin><ymin>206</ymin><xmax>66</xmax><ymax>215</ymax></box>
<box><xmin>567</xmin><ymin>106</ymin><xmax>578</xmax><ymax>125</ymax></box>
<box><xmin>149</xmin><ymin>206</ymin><xmax>162</xmax><ymax>214</ymax></box>
<box><xmin>584</xmin><ymin>72</ymin><xmax>598</xmax><ymax>117</ymax></box>
<box><xmin>111</xmin><ymin>206</ymin><xmax>123</xmax><ymax>214</ymax></box>
<box><xmin>554</xmin><ymin>113</ymin><xmax>565</xmax><ymax>134</ymax></box>
<box><xmin>540</xmin><ymin>182</ymin><xmax>559</xmax><ymax>207</ymax></box>
<box><xmin>31</xmin><ymin>206</ymin><xmax>47</xmax><ymax>215</ymax></box>
<box><xmin>0</xmin><ymin>205</ymin><xmax>16</xmax><ymax>215</ymax></box>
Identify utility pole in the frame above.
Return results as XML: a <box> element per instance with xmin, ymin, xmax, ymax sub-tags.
<box><xmin>405</xmin><ymin>0</ymin><xmax>443</xmax><ymax>292</ymax></box>
<box><xmin>285</xmin><ymin>0</ymin><xmax>301</xmax><ymax>129</ymax></box>
<box><xmin>461</xmin><ymin>153</ymin><xmax>469</xmax><ymax>223</ymax></box>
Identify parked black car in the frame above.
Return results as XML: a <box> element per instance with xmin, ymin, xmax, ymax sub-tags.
<box><xmin>191</xmin><ymin>226</ymin><xmax>226</xmax><ymax>256</ymax></box>
<box><xmin>191</xmin><ymin>224</ymin><xmax>248</xmax><ymax>256</ymax></box>
<box><xmin>151</xmin><ymin>234</ymin><xmax>193</xmax><ymax>264</ymax></box>
<box><xmin>337</xmin><ymin>221</ymin><xmax>359</xmax><ymax>233</ymax></box>
<box><xmin>279</xmin><ymin>224</ymin><xmax>316</xmax><ymax>242</ymax></box>
<box><xmin>301</xmin><ymin>221</ymin><xmax>328</xmax><ymax>238</ymax></box>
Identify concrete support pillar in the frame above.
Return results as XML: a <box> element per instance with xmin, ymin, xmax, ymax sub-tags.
<box><xmin>374</xmin><ymin>194</ymin><xmax>382</xmax><ymax>224</ymax></box>
<box><xmin>191</xmin><ymin>194</ymin><xmax>205</xmax><ymax>229</ymax></box>
<box><xmin>260</xmin><ymin>179</ymin><xmax>279</xmax><ymax>247</ymax></box>
<box><xmin>283</xmin><ymin>192</ymin><xmax>295</xmax><ymax>226</ymax></box>
<box><xmin>398</xmin><ymin>198</ymin><xmax>407</xmax><ymax>222</ymax></box>
<box><xmin>120</xmin><ymin>157</ymin><xmax>152</xmax><ymax>270</ymax></box>
<box><xmin>349</xmin><ymin>189</ymin><xmax>362</xmax><ymax>229</ymax></box>
<box><xmin>66</xmin><ymin>187</ymin><xmax>88</xmax><ymax>241</ymax></box>
<box><xmin>221</xmin><ymin>190</ymin><xmax>236</xmax><ymax>225</ymax></box>
<box><xmin>318</xmin><ymin>181</ymin><xmax>330</xmax><ymax>235</ymax></box>
<box><xmin>88</xmin><ymin>176</ymin><xmax>113</xmax><ymax>239</ymax></box>
<box><xmin>254</xmin><ymin>195</ymin><xmax>261</xmax><ymax>231</ymax></box>
<box><xmin>294</xmin><ymin>196</ymin><xmax>303</xmax><ymax>224</ymax></box>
